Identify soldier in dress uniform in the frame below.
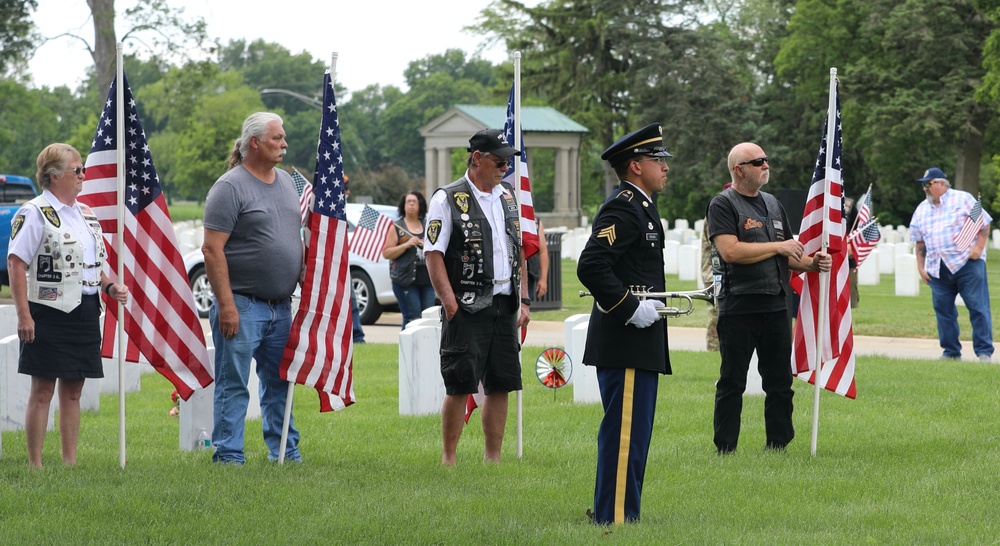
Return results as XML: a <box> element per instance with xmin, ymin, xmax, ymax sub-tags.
<box><xmin>578</xmin><ymin>122</ymin><xmax>672</xmax><ymax>525</ymax></box>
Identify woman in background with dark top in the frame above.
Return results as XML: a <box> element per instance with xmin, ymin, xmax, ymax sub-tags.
<box><xmin>381</xmin><ymin>191</ymin><xmax>435</xmax><ymax>329</ymax></box>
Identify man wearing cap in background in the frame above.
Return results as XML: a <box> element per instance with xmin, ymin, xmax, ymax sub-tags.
<box><xmin>707</xmin><ymin>142</ymin><xmax>831</xmax><ymax>456</ymax></box>
<box><xmin>910</xmin><ymin>167</ymin><xmax>993</xmax><ymax>363</ymax></box>
<box><xmin>424</xmin><ymin>129</ymin><xmax>530</xmax><ymax>466</ymax></box>
<box><xmin>577</xmin><ymin>122</ymin><xmax>671</xmax><ymax>525</ymax></box>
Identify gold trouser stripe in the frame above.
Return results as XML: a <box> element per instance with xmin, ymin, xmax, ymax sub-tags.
<box><xmin>614</xmin><ymin>368</ymin><xmax>635</xmax><ymax>524</ymax></box>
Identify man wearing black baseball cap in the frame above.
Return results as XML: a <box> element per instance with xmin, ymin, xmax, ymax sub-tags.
<box><xmin>424</xmin><ymin>128</ymin><xmax>529</xmax><ymax>465</ymax></box>
<box><xmin>910</xmin><ymin>167</ymin><xmax>993</xmax><ymax>362</ymax></box>
<box><xmin>577</xmin><ymin>122</ymin><xmax>673</xmax><ymax>525</ymax></box>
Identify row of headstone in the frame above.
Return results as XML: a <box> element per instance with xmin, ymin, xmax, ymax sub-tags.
<box><xmin>396</xmin><ymin>305</ymin><xmax>765</xmax><ymax>417</ymax></box>
<box><xmin>173</xmin><ymin>219</ymin><xmax>204</xmax><ymax>257</ymax></box>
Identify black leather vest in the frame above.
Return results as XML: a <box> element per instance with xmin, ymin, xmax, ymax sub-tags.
<box><xmin>715</xmin><ymin>188</ymin><xmax>790</xmax><ymax>298</ymax></box>
<box><xmin>438</xmin><ymin>177</ymin><xmax>521</xmax><ymax>313</ymax></box>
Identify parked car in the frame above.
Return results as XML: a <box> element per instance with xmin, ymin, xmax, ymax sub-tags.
<box><xmin>0</xmin><ymin>174</ymin><xmax>40</xmax><ymax>286</ymax></box>
<box><xmin>183</xmin><ymin>203</ymin><xmax>399</xmax><ymax>324</ymax></box>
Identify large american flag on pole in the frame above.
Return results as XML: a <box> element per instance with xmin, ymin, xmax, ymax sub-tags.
<box><xmin>280</xmin><ymin>70</ymin><xmax>355</xmax><ymax>413</ymax></box>
<box><xmin>502</xmin><ymin>82</ymin><xmax>539</xmax><ymax>260</ymax></box>
<box><xmin>953</xmin><ymin>194</ymin><xmax>985</xmax><ymax>252</ymax></box>
<box><xmin>79</xmin><ymin>73</ymin><xmax>213</xmax><ymax>400</ymax></box>
<box><xmin>791</xmin><ymin>85</ymin><xmax>857</xmax><ymax>399</ymax></box>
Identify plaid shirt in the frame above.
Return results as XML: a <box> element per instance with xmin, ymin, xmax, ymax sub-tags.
<box><xmin>910</xmin><ymin>188</ymin><xmax>992</xmax><ymax>277</ymax></box>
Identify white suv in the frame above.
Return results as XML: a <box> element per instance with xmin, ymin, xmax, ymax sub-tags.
<box><xmin>184</xmin><ymin>203</ymin><xmax>399</xmax><ymax>324</ymax></box>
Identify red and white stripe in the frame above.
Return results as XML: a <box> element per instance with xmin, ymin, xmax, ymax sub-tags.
<box><xmin>81</xmin><ymin>150</ymin><xmax>213</xmax><ymax>400</ymax></box>
<box><xmin>280</xmin><ymin>212</ymin><xmax>355</xmax><ymax>411</ymax></box>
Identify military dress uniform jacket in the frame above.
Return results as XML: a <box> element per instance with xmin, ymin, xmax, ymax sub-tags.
<box><xmin>577</xmin><ymin>182</ymin><xmax>671</xmax><ymax>374</ymax></box>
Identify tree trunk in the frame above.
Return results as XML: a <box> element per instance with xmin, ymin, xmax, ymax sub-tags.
<box><xmin>88</xmin><ymin>0</ymin><xmax>117</xmax><ymax>91</ymax></box>
<box><xmin>954</xmin><ymin>105</ymin><xmax>987</xmax><ymax>196</ymax></box>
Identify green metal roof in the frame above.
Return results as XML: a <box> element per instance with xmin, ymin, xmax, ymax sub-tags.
<box><xmin>454</xmin><ymin>105</ymin><xmax>589</xmax><ymax>133</ymax></box>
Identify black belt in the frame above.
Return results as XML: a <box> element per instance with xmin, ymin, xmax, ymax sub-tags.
<box><xmin>232</xmin><ymin>291</ymin><xmax>290</xmax><ymax>305</ymax></box>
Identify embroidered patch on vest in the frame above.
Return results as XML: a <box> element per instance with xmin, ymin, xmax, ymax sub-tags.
<box><xmin>743</xmin><ymin>218</ymin><xmax>763</xmax><ymax>230</ymax></box>
<box><xmin>598</xmin><ymin>224</ymin><xmax>617</xmax><ymax>246</ymax></box>
<box><xmin>427</xmin><ymin>219</ymin><xmax>442</xmax><ymax>245</ymax></box>
<box><xmin>41</xmin><ymin>206</ymin><xmax>61</xmax><ymax>228</ymax></box>
<box><xmin>454</xmin><ymin>192</ymin><xmax>470</xmax><ymax>213</ymax></box>
<box><xmin>36</xmin><ymin>287</ymin><xmax>59</xmax><ymax>301</ymax></box>
<box><xmin>11</xmin><ymin>214</ymin><xmax>24</xmax><ymax>240</ymax></box>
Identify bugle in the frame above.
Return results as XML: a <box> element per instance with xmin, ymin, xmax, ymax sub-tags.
<box><xmin>579</xmin><ymin>283</ymin><xmax>718</xmax><ymax>318</ymax></box>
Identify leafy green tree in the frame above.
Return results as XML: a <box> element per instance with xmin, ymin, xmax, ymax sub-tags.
<box><xmin>216</xmin><ymin>39</ymin><xmax>328</xmax><ymax>117</ymax></box>
<box><xmin>0</xmin><ymin>0</ymin><xmax>37</xmax><ymax>78</ymax></box>
<box><xmin>776</xmin><ymin>0</ymin><xmax>997</xmax><ymax>226</ymax></box>
<box><xmin>0</xmin><ymin>81</ymin><xmax>88</xmax><ymax>176</ymax></box>
<box><xmin>139</xmin><ymin>62</ymin><xmax>264</xmax><ymax>202</ymax></box>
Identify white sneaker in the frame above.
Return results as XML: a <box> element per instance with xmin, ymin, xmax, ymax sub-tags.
<box><xmin>978</xmin><ymin>354</ymin><xmax>993</xmax><ymax>363</ymax></box>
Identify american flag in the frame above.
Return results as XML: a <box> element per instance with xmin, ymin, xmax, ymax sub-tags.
<box><xmin>791</xmin><ymin>86</ymin><xmax>857</xmax><ymax>399</ymax></box>
<box><xmin>854</xmin><ymin>184</ymin><xmax>872</xmax><ymax>229</ymax></box>
<box><xmin>954</xmin><ymin>194</ymin><xmax>985</xmax><ymax>252</ymax></box>
<box><xmin>79</xmin><ymin>73</ymin><xmax>213</xmax><ymax>400</ymax></box>
<box><xmin>280</xmin><ymin>70</ymin><xmax>355</xmax><ymax>413</ymax></box>
<box><xmin>848</xmin><ymin>218</ymin><xmax>881</xmax><ymax>268</ymax></box>
<box><xmin>349</xmin><ymin>204</ymin><xmax>392</xmax><ymax>262</ymax></box>
<box><xmin>502</xmin><ymin>82</ymin><xmax>539</xmax><ymax>260</ymax></box>
<box><xmin>464</xmin><ymin>383</ymin><xmax>485</xmax><ymax>424</ymax></box>
<box><xmin>798</xmin><ymin>103</ymin><xmax>845</xmax><ymax>256</ymax></box>
<box><xmin>291</xmin><ymin>167</ymin><xmax>313</xmax><ymax>225</ymax></box>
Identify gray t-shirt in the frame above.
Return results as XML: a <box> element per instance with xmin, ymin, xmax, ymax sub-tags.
<box><xmin>203</xmin><ymin>165</ymin><xmax>303</xmax><ymax>299</ymax></box>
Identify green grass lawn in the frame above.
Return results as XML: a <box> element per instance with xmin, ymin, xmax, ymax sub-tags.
<box><xmin>1</xmin><ymin>344</ymin><xmax>998</xmax><ymax>544</ymax></box>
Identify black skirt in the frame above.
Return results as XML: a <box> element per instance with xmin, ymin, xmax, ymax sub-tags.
<box><xmin>19</xmin><ymin>294</ymin><xmax>104</xmax><ymax>379</ymax></box>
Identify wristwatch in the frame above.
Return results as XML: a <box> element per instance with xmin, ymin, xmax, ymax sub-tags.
<box><xmin>520</xmin><ymin>298</ymin><xmax>531</xmax><ymax>306</ymax></box>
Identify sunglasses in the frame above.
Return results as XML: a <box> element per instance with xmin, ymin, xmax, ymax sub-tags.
<box><xmin>483</xmin><ymin>153</ymin><xmax>511</xmax><ymax>169</ymax></box>
<box><xmin>64</xmin><ymin>166</ymin><xmax>86</xmax><ymax>176</ymax></box>
<box><xmin>737</xmin><ymin>157</ymin><xmax>768</xmax><ymax>167</ymax></box>
<box><xmin>921</xmin><ymin>180</ymin><xmax>937</xmax><ymax>189</ymax></box>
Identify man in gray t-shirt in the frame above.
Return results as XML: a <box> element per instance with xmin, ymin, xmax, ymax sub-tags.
<box><xmin>202</xmin><ymin>112</ymin><xmax>305</xmax><ymax>465</ymax></box>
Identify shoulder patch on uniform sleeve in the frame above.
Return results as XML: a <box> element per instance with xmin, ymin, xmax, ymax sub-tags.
<box><xmin>597</xmin><ymin>224</ymin><xmax>617</xmax><ymax>246</ymax></box>
<box><xmin>427</xmin><ymin>219</ymin><xmax>442</xmax><ymax>245</ymax></box>
<box><xmin>10</xmin><ymin>214</ymin><xmax>24</xmax><ymax>240</ymax></box>
<box><xmin>616</xmin><ymin>189</ymin><xmax>634</xmax><ymax>202</ymax></box>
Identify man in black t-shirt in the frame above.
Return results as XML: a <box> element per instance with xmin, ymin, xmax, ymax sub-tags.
<box><xmin>706</xmin><ymin>142</ymin><xmax>831</xmax><ymax>454</ymax></box>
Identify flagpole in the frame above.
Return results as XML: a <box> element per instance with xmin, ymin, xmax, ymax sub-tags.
<box><xmin>513</xmin><ymin>51</ymin><xmax>524</xmax><ymax>461</ymax></box>
<box><xmin>114</xmin><ymin>43</ymin><xmax>128</xmax><ymax>469</ymax></box>
<box><xmin>849</xmin><ymin>184</ymin><xmax>871</xmax><ymax>234</ymax></box>
<box><xmin>278</xmin><ymin>52</ymin><xmax>339</xmax><ymax>464</ymax></box>
<box><xmin>810</xmin><ymin>68</ymin><xmax>838</xmax><ymax>456</ymax></box>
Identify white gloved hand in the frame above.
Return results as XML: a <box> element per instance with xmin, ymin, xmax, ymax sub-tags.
<box><xmin>627</xmin><ymin>299</ymin><xmax>666</xmax><ymax>328</ymax></box>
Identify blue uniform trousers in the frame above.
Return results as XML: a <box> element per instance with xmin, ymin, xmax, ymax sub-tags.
<box><xmin>593</xmin><ymin>366</ymin><xmax>659</xmax><ymax>524</ymax></box>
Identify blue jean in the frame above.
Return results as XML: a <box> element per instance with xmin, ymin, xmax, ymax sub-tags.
<box><xmin>392</xmin><ymin>282</ymin><xmax>437</xmax><ymax>329</ymax></box>
<box><xmin>350</xmin><ymin>289</ymin><xmax>365</xmax><ymax>343</ymax></box>
<box><xmin>929</xmin><ymin>259</ymin><xmax>994</xmax><ymax>358</ymax></box>
<box><xmin>210</xmin><ymin>294</ymin><xmax>301</xmax><ymax>464</ymax></box>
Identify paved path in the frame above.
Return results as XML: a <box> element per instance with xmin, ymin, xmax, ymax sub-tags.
<box><xmin>358</xmin><ymin>312</ymin><xmax>995</xmax><ymax>364</ymax></box>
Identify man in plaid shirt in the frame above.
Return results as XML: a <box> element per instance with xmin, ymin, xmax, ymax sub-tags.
<box><xmin>909</xmin><ymin>167</ymin><xmax>994</xmax><ymax>363</ymax></box>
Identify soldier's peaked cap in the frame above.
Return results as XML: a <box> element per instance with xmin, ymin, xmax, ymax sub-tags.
<box><xmin>601</xmin><ymin>122</ymin><xmax>672</xmax><ymax>168</ymax></box>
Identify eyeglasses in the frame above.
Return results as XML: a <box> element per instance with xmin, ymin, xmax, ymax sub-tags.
<box><xmin>921</xmin><ymin>180</ymin><xmax>938</xmax><ymax>189</ymax></box>
<box><xmin>63</xmin><ymin>166</ymin><xmax>86</xmax><ymax>176</ymax></box>
<box><xmin>738</xmin><ymin>157</ymin><xmax>768</xmax><ymax>167</ymax></box>
<box><xmin>483</xmin><ymin>153</ymin><xmax>511</xmax><ymax>170</ymax></box>
<box><xmin>635</xmin><ymin>156</ymin><xmax>669</xmax><ymax>166</ymax></box>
